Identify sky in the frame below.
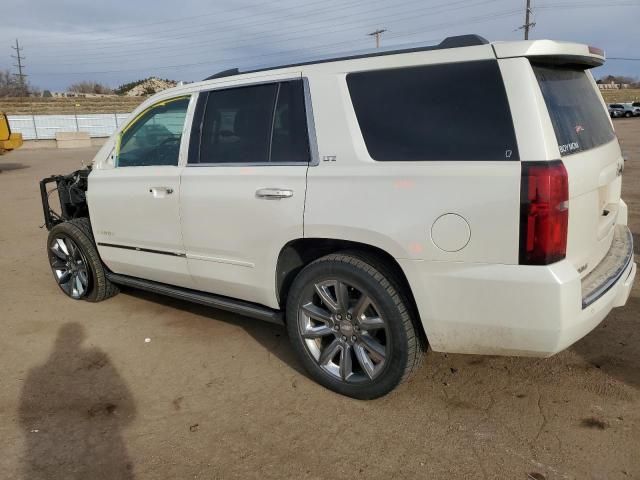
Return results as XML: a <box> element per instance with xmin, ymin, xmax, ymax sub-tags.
<box><xmin>1</xmin><ymin>0</ymin><xmax>639</xmax><ymax>91</ymax></box>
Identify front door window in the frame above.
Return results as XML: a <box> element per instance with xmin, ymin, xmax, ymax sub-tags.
<box><xmin>117</xmin><ymin>97</ymin><xmax>190</xmax><ymax>167</ymax></box>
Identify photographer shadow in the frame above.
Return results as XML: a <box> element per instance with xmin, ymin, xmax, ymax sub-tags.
<box><xmin>19</xmin><ymin>323</ymin><xmax>137</xmax><ymax>480</ymax></box>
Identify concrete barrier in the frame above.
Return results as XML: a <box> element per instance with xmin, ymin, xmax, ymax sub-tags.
<box><xmin>55</xmin><ymin>131</ymin><xmax>92</xmax><ymax>149</ymax></box>
<box><xmin>20</xmin><ymin>137</ymin><xmax>107</xmax><ymax>150</ymax></box>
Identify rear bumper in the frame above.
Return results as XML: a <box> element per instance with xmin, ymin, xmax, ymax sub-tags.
<box><xmin>399</xmin><ymin>225</ymin><xmax>636</xmax><ymax>357</ymax></box>
<box><xmin>581</xmin><ymin>226</ymin><xmax>634</xmax><ymax>308</ymax></box>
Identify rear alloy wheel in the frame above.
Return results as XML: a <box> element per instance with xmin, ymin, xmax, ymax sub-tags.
<box><xmin>299</xmin><ymin>279</ymin><xmax>389</xmax><ymax>383</ymax></box>
<box><xmin>286</xmin><ymin>252</ymin><xmax>423</xmax><ymax>399</ymax></box>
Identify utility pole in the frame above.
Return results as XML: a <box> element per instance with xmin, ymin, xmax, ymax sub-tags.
<box><xmin>10</xmin><ymin>39</ymin><xmax>27</xmax><ymax>95</ymax></box>
<box><xmin>368</xmin><ymin>29</ymin><xmax>387</xmax><ymax>49</ymax></box>
<box><xmin>522</xmin><ymin>0</ymin><xmax>535</xmax><ymax>40</ymax></box>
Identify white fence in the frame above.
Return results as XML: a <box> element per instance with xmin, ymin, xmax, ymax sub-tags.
<box><xmin>7</xmin><ymin>113</ymin><xmax>132</xmax><ymax>140</ymax></box>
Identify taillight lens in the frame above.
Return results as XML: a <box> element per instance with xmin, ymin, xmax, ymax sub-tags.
<box><xmin>519</xmin><ymin>161</ymin><xmax>569</xmax><ymax>265</ymax></box>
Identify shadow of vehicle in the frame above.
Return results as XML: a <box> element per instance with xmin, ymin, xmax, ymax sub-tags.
<box><xmin>571</xmin><ymin>291</ymin><xmax>640</xmax><ymax>389</ymax></box>
<box><xmin>122</xmin><ymin>287</ymin><xmax>306</xmax><ymax>376</ymax></box>
<box><xmin>0</xmin><ymin>162</ymin><xmax>28</xmax><ymax>173</ymax></box>
<box><xmin>19</xmin><ymin>322</ymin><xmax>137</xmax><ymax>479</ymax></box>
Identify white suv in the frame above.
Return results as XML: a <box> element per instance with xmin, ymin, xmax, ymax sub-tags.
<box><xmin>40</xmin><ymin>35</ymin><xmax>636</xmax><ymax>399</ymax></box>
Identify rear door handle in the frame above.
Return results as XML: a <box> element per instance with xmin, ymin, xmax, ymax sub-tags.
<box><xmin>149</xmin><ymin>186</ymin><xmax>174</xmax><ymax>198</ymax></box>
<box><xmin>255</xmin><ymin>188</ymin><xmax>293</xmax><ymax>200</ymax></box>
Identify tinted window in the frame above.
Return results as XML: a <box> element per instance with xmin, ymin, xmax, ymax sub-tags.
<box><xmin>117</xmin><ymin>97</ymin><xmax>189</xmax><ymax>167</ymax></box>
<box><xmin>200</xmin><ymin>83</ymin><xmax>276</xmax><ymax>164</ymax></box>
<box><xmin>346</xmin><ymin>61</ymin><xmax>519</xmax><ymax>161</ymax></box>
<box><xmin>534</xmin><ymin>65</ymin><xmax>615</xmax><ymax>156</ymax></box>
<box><xmin>191</xmin><ymin>80</ymin><xmax>310</xmax><ymax>164</ymax></box>
<box><xmin>271</xmin><ymin>81</ymin><xmax>311</xmax><ymax>163</ymax></box>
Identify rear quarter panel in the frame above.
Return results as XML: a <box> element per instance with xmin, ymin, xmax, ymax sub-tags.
<box><xmin>304</xmin><ymin>63</ymin><xmax>524</xmax><ymax>265</ymax></box>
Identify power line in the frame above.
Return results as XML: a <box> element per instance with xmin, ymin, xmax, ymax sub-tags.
<box><xmin>26</xmin><ymin>0</ymin><xmax>361</xmax><ymax>49</ymax></box>
<box><xmin>30</xmin><ymin>8</ymin><xmax>524</xmax><ymax>76</ymax></box>
<box><xmin>537</xmin><ymin>1</ymin><xmax>639</xmax><ymax>7</ymax></box>
<box><xmin>29</xmin><ymin>0</ymin><xmax>504</xmax><ymax>67</ymax></box>
<box><xmin>29</xmin><ymin>0</ymin><xmax>498</xmax><ymax>57</ymax></box>
<box><xmin>25</xmin><ymin>1</ymin><xmax>639</xmax><ymax>78</ymax></box>
<box><xmin>28</xmin><ymin>0</ymin><xmax>636</xmax><ymax>67</ymax></box>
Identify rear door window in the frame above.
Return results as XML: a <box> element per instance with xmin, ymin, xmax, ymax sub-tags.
<box><xmin>533</xmin><ymin>65</ymin><xmax>615</xmax><ymax>156</ymax></box>
<box><xmin>199</xmin><ymin>84</ymin><xmax>276</xmax><ymax>164</ymax></box>
<box><xmin>346</xmin><ymin>60</ymin><xmax>519</xmax><ymax>161</ymax></box>
<box><xmin>190</xmin><ymin>80</ymin><xmax>310</xmax><ymax>165</ymax></box>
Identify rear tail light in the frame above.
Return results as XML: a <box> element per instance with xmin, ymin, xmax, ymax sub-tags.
<box><xmin>519</xmin><ymin>161</ymin><xmax>569</xmax><ymax>265</ymax></box>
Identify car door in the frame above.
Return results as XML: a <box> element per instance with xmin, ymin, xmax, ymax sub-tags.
<box><xmin>88</xmin><ymin>95</ymin><xmax>196</xmax><ymax>288</ymax></box>
<box><xmin>180</xmin><ymin>75</ymin><xmax>312</xmax><ymax>308</ymax></box>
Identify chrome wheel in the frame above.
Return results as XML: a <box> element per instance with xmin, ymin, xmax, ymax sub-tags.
<box><xmin>49</xmin><ymin>235</ymin><xmax>90</xmax><ymax>299</ymax></box>
<box><xmin>298</xmin><ymin>279</ymin><xmax>389</xmax><ymax>383</ymax></box>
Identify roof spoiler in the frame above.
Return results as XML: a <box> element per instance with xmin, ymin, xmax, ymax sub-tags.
<box><xmin>493</xmin><ymin>40</ymin><xmax>605</xmax><ymax>69</ymax></box>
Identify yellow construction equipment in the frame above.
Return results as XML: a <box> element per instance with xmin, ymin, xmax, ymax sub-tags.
<box><xmin>0</xmin><ymin>112</ymin><xmax>23</xmax><ymax>154</ymax></box>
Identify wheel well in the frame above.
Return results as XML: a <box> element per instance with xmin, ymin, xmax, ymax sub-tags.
<box><xmin>275</xmin><ymin>238</ymin><xmax>426</xmax><ymax>344</ymax></box>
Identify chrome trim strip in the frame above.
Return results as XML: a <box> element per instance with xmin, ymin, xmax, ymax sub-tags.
<box><xmin>186</xmin><ymin>253</ymin><xmax>254</xmax><ymax>268</ymax></box>
<box><xmin>97</xmin><ymin>242</ymin><xmax>186</xmax><ymax>258</ymax></box>
<box><xmin>187</xmin><ymin>162</ymin><xmax>309</xmax><ymax>167</ymax></box>
<box><xmin>581</xmin><ymin>226</ymin><xmax>634</xmax><ymax>309</ymax></box>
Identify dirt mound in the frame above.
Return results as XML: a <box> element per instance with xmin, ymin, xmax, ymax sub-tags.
<box><xmin>123</xmin><ymin>78</ymin><xmax>177</xmax><ymax>97</ymax></box>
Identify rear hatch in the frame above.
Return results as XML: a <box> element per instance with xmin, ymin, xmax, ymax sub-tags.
<box><xmin>532</xmin><ymin>63</ymin><xmax>623</xmax><ymax>277</ymax></box>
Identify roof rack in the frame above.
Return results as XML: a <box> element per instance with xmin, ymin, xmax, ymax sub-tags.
<box><xmin>203</xmin><ymin>34</ymin><xmax>489</xmax><ymax>81</ymax></box>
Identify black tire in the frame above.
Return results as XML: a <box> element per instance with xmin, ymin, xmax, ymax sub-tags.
<box><xmin>625</xmin><ymin>111</ymin><xmax>632</xmax><ymax>118</ymax></box>
<box><xmin>46</xmin><ymin>218</ymin><xmax>119</xmax><ymax>302</ymax></box>
<box><xmin>286</xmin><ymin>252</ymin><xmax>424</xmax><ymax>399</ymax></box>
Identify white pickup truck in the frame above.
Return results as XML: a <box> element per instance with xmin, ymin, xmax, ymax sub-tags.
<box><xmin>40</xmin><ymin>35</ymin><xmax>636</xmax><ymax>399</ymax></box>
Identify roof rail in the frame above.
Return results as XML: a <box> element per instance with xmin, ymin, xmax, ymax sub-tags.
<box><xmin>438</xmin><ymin>34</ymin><xmax>489</xmax><ymax>49</ymax></box>
<box><xmin>202</xmin><ymin>34</ymin><xmax>489</xmax><ymax>81</ymax></box>
<box><xmin>204</xmin><ymin>68</ymin><xmax>239</xmax><ymax>81</ymax></box>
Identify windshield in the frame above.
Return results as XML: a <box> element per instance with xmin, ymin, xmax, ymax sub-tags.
<box><xmin>533</xmin><ymin>65</ymin><xmax>615</xmax><ymax>156</ymax></box>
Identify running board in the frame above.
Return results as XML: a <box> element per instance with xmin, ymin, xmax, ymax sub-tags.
<box><xmin>106</xmin><ymin>273</ymin><xmax>284</xmax><ymax>326</ymax></box>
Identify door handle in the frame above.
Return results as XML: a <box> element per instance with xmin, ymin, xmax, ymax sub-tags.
<box><xmin>149</xmin><ymin>186</ymin><xmax>174</xmax><ymax>197</ymax></box>
<box><xmin>255</xmin><ymin>188</ymin><xmax>293</xmax><ymax>200</ymax></box>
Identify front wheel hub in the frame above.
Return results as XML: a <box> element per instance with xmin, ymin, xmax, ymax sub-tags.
<box><xmin>48</xmin><ymin>235</ymin><xmax>90</xmax><ymax>299</ymax></box>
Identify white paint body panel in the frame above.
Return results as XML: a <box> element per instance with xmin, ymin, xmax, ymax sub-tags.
<box><xmin>85</xmin><ymin>38</ymin><xmax>635</xmax><ymax>357</ymax></box>
<box><xmin>400</xmin><ymin>256</ymin><xmax>635</xmax><ymax>356</ymax></box>
<box><xmin>180</xmin><ymin>165</ymin><xmax>307</xmax><ymax>309</ymax></box>
<box><xmin>88</xmin><ymin>166</ymin><xmax>194</xmax><ymax>288</ymax></box>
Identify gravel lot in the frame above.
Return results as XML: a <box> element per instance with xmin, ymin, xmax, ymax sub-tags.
<box><xmin>1</xmin><ymin>120</ymin><xmax>639</xmax><ymax>480</ymax></box>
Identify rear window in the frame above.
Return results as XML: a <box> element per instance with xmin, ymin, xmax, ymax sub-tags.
<box><xmin>533</xmin><ymin>65</ymin><xmax>615</xmax><ymax>156</ymax></box>
<box><xmin>346</xmin><ymin>60</ymin><xmax>519</xmax><ymax>161</ymax></box>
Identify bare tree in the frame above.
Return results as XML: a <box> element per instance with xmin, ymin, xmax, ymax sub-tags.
<box><xmin>598</xmin><ymin>75</ymin><xmax>640</xmax><ymax>87</ymax></box>
<box><xmin>0</xmin><ymin>69</ymin><xmax>35</xmax><ymax>97</ymax></box>
<box><xmin>68</xmin><ymin>81</ymin><xmax>113</xmax><ymax>95</ymax></box>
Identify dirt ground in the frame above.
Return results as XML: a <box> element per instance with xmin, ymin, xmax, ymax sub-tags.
<box><xmin>0</xmin><ymin>120</ymin><xmax>639</xmax><ymax>480</ymax></box>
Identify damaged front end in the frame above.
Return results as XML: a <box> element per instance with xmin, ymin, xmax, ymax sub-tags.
<box><xmin>39</xmin><ymin>167</ymin><xmax>91</xmax><ymax>230</ymax></box>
